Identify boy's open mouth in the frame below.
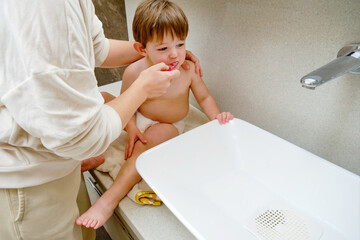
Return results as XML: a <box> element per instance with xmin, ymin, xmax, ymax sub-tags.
<box><xmin>167</xmin><ymin>61</ymin><xmax>179</xmax><ymax>71</ymax></box>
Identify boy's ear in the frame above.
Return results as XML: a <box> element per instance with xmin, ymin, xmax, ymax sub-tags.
<box><xmin>133</xmin><ymin>42</ymin><xmax>147</xmax><ymax>56</ymax></box>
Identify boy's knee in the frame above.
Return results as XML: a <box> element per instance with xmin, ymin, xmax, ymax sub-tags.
<box><xmin>147</xmin><ymin>123</ymin><xmax>178</xmax><ymax>143</ymax></box>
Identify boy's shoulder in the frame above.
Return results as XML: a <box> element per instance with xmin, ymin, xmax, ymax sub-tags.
<box><xmin>181</xmin><ymin>60</ymin><xmax>196</xmax><ymax>75</ymax></box>
<box><xmin>182</xmin><ymin>59</ymin><xmax>195</xmax><ymax>69</ymax></box>
<box><xmin>128</xmin><ymin>58</ymin><xmax>148</xmax><ymax>73</ymax></box>
<box><xmin>181</xmin><ymin>60</ymin><xmax>201</xmax><ymax>82</ymax></box>
<box><xmin>124</xmin><ymin>58</ymin><xmax>147</xmax><ymax>80</ymax></box>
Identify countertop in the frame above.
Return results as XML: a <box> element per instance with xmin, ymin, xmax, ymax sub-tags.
<box><xmin>91</xmin><ymin>169</ymin><xmax>196</xmax><ymax>240</ymax></box>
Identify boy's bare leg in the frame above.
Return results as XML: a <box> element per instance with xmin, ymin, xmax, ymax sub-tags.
<box><xmin>76</xmin><ymin>123</ymin><xmax>179</xmax><ymax>229</ymax></box>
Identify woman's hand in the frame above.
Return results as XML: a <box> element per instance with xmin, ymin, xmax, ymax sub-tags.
<box><xmin>107</xmin><ymin>63</ymin><xmax>179</xmax><ymax>129</ymax></box>
<box><xmin>216</xmin><ymin>112</ymin><xmax>234</xmax><ymax>124</ymax></box>
<box><xmin>125</xmin><ymin>126</ymin><xmax>147</xmax><ymax>160</ymax></box>
<box><xmin>182</xmin><ymin>50</ymin><xmax>203</xmax><ymax>77</ymax></box>
<box><xmin>137</xmin><ymin>62</ymin><xmax>180</xmax><ymax>98</ymax></box>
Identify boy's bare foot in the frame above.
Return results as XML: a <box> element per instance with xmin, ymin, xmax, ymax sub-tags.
<box><xmin>76</xmin><ymin>193</ymin><xmax>118</xmax><ymax>229</ymax></box>
<box><xmin>81</xmin><ymin>155</ymin><xmax>105</xmax><ymax>172</ymax></box>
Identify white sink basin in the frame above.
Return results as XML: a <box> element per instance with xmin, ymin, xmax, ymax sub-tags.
<box><xmin>136</xmin><ymin>119</ymin><xmax>360</xmax><ymax>240</ymax></box>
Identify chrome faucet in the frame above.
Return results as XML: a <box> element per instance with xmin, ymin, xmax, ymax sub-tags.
<box><xmin>300</xmin><ymin>43</ymin><xmax>360</xmax><ymax>89</ymax></box>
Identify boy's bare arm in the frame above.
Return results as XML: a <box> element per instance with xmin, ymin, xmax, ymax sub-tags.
<box><xmin>121</xmin><ymin>64</ymin><xmax>140</xmax><ymax>94</ymax></box>
<box><xmin>189</xmin><ymin>66</ymin><xmax>220</xmax><ymax>121</ymax></box>
<box><xmin>191</xmin><ymin>74</ymin><xmax>233</xmax><ymax>124</ymax></box>
<box><xmin>120</xmin><ymin>64</ymin><xmax>141</xmax><ymax>129</ymax></box>
<box><xmin>121</xmin><ymin>65</ymin><xmax>147</xmax><ymax>159</ymax></box>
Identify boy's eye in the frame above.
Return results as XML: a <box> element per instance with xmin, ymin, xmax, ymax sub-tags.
<box><xmin>158</xmin><ymin>47</ymin><xmax>167</xmax><ymax>51</ymax></box>
<box><xmin>177</xmin><ymin>43</ymin><xmax>184</xmax><ymax>47</ymax></box>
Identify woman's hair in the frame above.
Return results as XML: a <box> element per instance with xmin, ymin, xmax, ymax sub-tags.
<box><xmin>133</xmin><ymin>0</ymin><xmax>188</xmax><ymax>47</ymax></box>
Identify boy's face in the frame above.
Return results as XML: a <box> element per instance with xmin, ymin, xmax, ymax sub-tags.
<box><xmin>144</xmin><ymin>32</ymin><xmax>186</xmax><ymax>71</ymax></box>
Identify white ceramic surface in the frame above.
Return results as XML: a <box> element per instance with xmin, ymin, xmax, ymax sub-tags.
<box><xmin>136</xmin><ymin>119</ymin><xmax>360</xmax><ymax>240</ymax></box>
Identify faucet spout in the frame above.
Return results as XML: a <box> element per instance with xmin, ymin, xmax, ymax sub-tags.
<box><xmin>300</xmin><ymin>44</ymin><xmax>360</xmax><ymax>89</ymax></box>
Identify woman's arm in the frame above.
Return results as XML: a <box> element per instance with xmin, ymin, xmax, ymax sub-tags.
<box><xmin>100</xmin><ymin>40</ymin><xmax>142</xmax><ymax>68</ymax></box>
<box><xmin>101</xmin><ymin>40</ymin><xmax>203</xmax><ymax>76</ymax></box>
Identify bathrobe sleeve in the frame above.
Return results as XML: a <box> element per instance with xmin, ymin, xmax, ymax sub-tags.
<box><xmin>0</xmin><ymin>0</ymin><xmax>122</xmax><ymax>160</ymax></box>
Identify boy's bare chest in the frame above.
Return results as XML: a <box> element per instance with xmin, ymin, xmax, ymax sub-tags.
<box><xmin>161</xmin><ymin>73</ymin><xmax>191</xmax><ymax>98</ymax></box>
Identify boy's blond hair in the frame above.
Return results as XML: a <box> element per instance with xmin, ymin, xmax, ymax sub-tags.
<box><xmin>133</xmin><ymin>0</ymin><xmax>188</xmax><ymax>47</ymax></box>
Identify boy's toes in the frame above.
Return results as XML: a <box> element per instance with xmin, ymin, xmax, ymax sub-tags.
<box><xmin>90</xmin><ymin>219</ymin><xmax>99</xmax><ymax>229</ymax></box>
<box><xmin>76</xmin><ymin>218</ymin><xmax>82</xmax><ymax>226</ymax></box>
<box><xmin>91</xmin><ymin>220</ymin><xmax>99</xmax><ymax>229</ymax></box>
<box><xmin>76</xmin><ymin>215</ymin><xmax>85</xmax><ymax>226</ymax></box>
<box><xmin>82</xmin><ymin>217</ymin><xmax>91</xmax><ymax>227</ymax></box>
<box><xmin>86</xmin><ymin>218</ymin><xmax>94</xmax><ymax>228</ymax></box>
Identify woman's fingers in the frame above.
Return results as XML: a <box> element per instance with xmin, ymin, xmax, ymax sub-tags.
<box><xmin>185</xmin><ymin>50</ymin><xmax>203</xmax><ymax>77</ymax></box>
<box><xmin>139</xmin><ymin>63</ymin><xmax>180</xmax><ymax>98</ymax></box>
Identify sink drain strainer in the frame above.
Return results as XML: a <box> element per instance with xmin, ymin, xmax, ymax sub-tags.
<box><xmin>243</xmin><ymin>202</ymin><xmax>323</xmax><ymax>240</ymax></box>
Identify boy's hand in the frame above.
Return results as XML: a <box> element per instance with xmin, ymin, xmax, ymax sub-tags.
<box><xmin>183</xmin><ymin>50</ymin><xmax>203</xmax><ymax>77</ymax></box>
<box><xmin>125</xmin><ymin>126</ymin><xmax>147</xmax><ymax>160</ymax></box>
<box><xmin>216</xmin><ymin>112</ymin><xmax>234</xmax><ymax>125</ymax></box>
